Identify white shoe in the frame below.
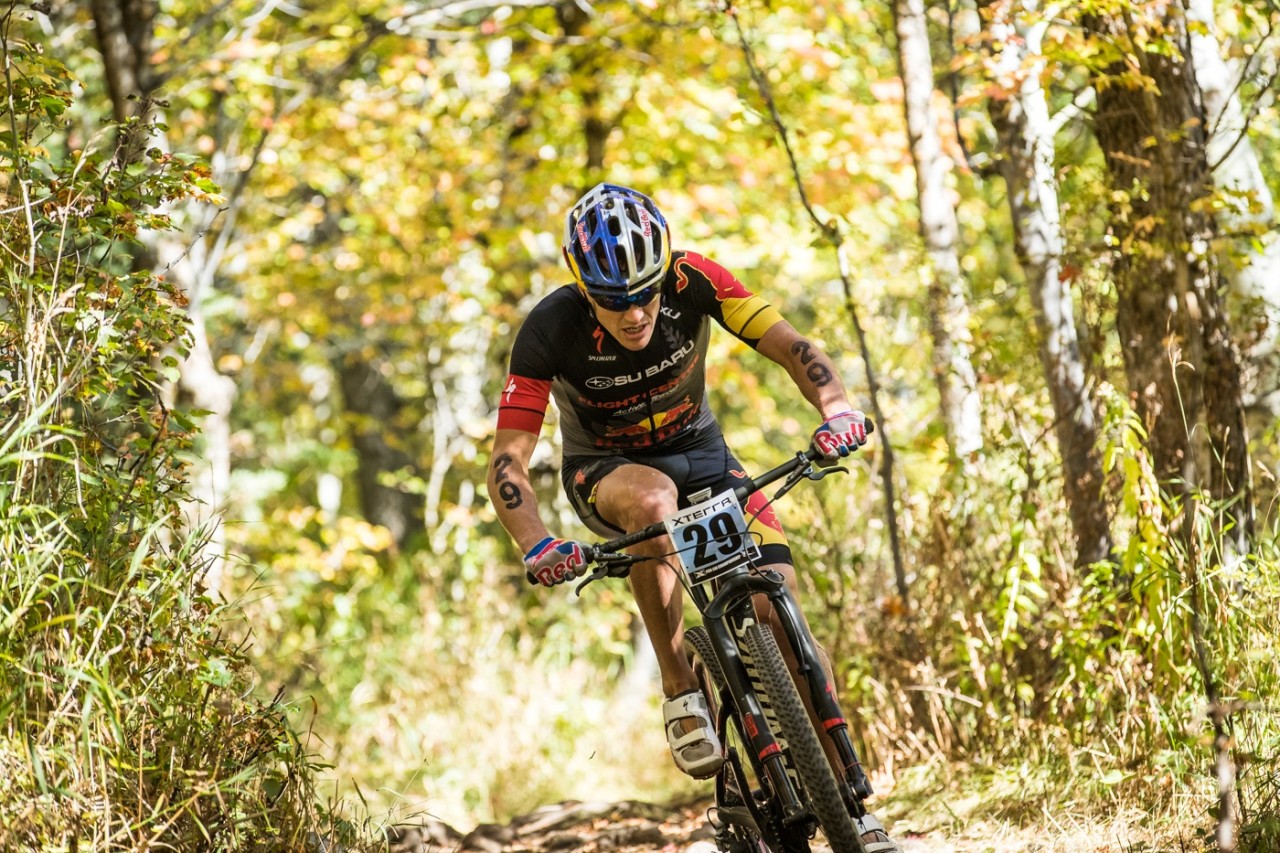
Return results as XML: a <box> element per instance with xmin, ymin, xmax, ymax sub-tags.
<box><xmin>662</xmin><ymin>689</ymin><xmax>724</xmax><ymax>779</ymax></box>
<box><xmin>855</xmin><ymin>814</ymin><xmax>902</xmax><ymax>853</ymax></box>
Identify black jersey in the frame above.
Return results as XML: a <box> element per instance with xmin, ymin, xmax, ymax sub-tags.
<box><xmin>497</xmin><ymin>250</ymin><xmax>784</xmax><ymax>456</ymax></box>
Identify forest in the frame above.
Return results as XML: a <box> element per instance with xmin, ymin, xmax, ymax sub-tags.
<box><xmin>1</xmin><ymin>0</ymin><xmax>1278</xmax><ymax>850</ymax></box>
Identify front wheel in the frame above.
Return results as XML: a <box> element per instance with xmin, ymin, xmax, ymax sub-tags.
<box><xmin>743</xmin><ymin>622</ymin><xmax>865</xmax><ymax>853</ymax></box>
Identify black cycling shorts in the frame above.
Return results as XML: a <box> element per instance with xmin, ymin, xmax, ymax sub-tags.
<box><xmin>560</xmin><ymin>438</ymin><xmax>792</xmax><ymax>567</ymax></box>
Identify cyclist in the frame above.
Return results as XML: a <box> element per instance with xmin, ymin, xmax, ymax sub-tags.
<box><xmin>488</xmin><ymin>183</ymin><xmax>898</xmax><ymax>851</ymax></box>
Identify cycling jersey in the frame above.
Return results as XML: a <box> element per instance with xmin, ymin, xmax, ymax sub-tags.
<box><xmin>497</xmin><ymin>250</ymin><xmax>784</xmax><ymax>456</ymax></box>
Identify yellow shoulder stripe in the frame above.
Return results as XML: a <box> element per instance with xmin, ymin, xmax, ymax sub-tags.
<box><xmin>721</xmin><ymin>295</ymin><xmax>784</xmax><ymax>343</ymax></box>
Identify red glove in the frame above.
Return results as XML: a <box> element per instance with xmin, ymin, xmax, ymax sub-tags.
<box><xmin>524</xmin><ymin>537</ymin><xmax>586</xmax><ymax>587</ymax></box>
<box><xmin>810</xmin><ymin>410</ymin><xmax>870</xmax><ymax>465</ymax></box>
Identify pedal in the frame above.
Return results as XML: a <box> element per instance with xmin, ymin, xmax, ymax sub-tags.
<box><xmin>710</xmin><ymin>805</ymin><xmax>761</xmax><ymax>836</ymax></box>
<box><xmin>708</xmin><ymin>805</ymin><xmax>764</xmax><ymax>853</ymax></box>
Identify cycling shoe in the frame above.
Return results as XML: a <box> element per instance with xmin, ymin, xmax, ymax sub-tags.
<box><xmin>662</xmin><ymin>689</ymin><xmax>723</xmax><ymax>779</ymax></box>
<box><xmin>855</xmin><ymin>813</ymin><xmax>903</xmax><ymax>853</ymax></box>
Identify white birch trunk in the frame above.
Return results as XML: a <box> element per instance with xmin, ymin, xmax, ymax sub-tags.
<box><xmin>893</xmin><ymin>0</ymin><xmax>983</xmax><ymax>460</ymax></box>
<box><xmin>1187</xmin><ymin>0</ymin><xmax>1280</xmax><ymax>409</ymax></box>
<box><xmin>155</xmin><ymin>229</ymin><xmax>237</xmax><ymax>598</ymax></box>
<box><xmin>984</xmin><ymin>0</ymin><xmax>1112</xmax><ymax>566</ymax></box>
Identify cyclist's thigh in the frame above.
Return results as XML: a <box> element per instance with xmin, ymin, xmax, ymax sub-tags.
<box><xmin>562</xmin><ymin>454</ymin><xmax>684</xmax><ymax>535</ymax></box>
<box><xmin>593</xmin><ymin>464</ymin><xmax>680</xmax><ymax>532</ymax></box>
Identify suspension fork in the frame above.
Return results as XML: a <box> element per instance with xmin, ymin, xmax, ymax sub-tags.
<box><xmin>761</xmin><ymin>580</ymin><xmax>874</xmax><ymax>802</ymax></box>
<box><xmin>701</xmin><ymin>580</ymin><xmax>808</xmax><ymax>823</ymax></box>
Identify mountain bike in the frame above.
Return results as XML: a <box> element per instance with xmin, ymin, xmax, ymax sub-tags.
<box><xmin>565</xmin><ymin>447</ymin><xmax>894</xmax><ymax>853</ymax></box>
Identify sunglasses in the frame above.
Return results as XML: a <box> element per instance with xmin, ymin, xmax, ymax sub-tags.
<box><xmin>590</xmin><ymin>285</ymin><xmax>660</xmax><ymax>313</ymax></box>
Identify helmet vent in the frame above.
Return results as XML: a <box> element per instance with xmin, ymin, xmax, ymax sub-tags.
<box><xmin>593</xmin><ymin>241</ymin><xmax>612</xmax><ymax>273</ymax></box>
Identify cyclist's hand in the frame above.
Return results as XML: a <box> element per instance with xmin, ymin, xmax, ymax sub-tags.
<box><xmin>810</xmin><ymin>410</ymin><xmax>871</xmax><ymax>466</ymax></box>
<box><xmin>523</xmin><ymin>536</ymin><xmax>587</xmax><ymax>587</ymax></box>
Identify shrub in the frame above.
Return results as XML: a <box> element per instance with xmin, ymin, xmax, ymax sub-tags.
<box><xmin>0</xmin><ymin>17</ymin><xmax>325</xmax><ymax>849</ymax></box>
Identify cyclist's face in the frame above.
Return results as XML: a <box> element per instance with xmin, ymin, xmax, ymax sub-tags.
<box><xmin>589</xmin><ymin>293</ymin><xmax>661</xmax><ymax>351</ymax></box>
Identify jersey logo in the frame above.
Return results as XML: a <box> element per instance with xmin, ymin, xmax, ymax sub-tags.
<box><xmin>673</xmin><ymin>253</ymin><xmax>751</xmax><ymax>302</ymax></box>
<box><xmin>584</xmin><ymin>339</ymin><xmax>696</xmax><ymax>390</ymax></box>
<box><xmin>604</xmin><ymin>398</ymin><xmax>695</xmax><ymax>438</ymax></box>
<box><xmin>674</xmin><ymin>257</ymin><xmax>693</xmax><ymax>293</ymax></box>
<box><xmin>592</xmin><ymin>326</ymin><xmax>606</xmax><ymax>353</ymax></box>
<box><xmin>587</xmin><ymin>375</ymin><xmax>625</xmax><ymax>390</ymax></box>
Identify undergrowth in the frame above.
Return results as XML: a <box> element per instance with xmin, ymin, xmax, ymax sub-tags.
<box><xmin>0</xmin><ymin>15</ymin><xmax>341</xmax><ymax>848</ymax></box>
<box><xmin>803</xmin><ymin>382</ymin><xmax>1280</xmax><ymax>851</ymax></box>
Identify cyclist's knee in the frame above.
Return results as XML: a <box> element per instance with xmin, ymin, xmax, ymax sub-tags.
<box><xmin>596</xmin><ymin>465</ymin><xmax>678</xmax><ymax>529</ymax></box>
<box><xmin>627</xmin><ymin>490</ymin><xmax>678</xmax><ymax>527</ymax></box>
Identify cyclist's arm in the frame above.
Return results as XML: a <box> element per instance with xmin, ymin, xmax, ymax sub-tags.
<box><xmin>487</xmin><ymin>428</ymin><xmax>552</xmax><ymax>554</ymax></box>
<box><xmin>754</xmin><ymin>319</ymin><xmax>855</xmax><ymax>418</ymax></box>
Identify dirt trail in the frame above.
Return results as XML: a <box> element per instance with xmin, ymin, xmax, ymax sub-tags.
<box><xmin>381</xmin><ymin>798</ymin><xmax>974</xmax><ymax>853</ymax></box>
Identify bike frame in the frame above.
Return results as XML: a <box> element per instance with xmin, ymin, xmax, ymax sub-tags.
<box><xmin>578</xmin><ymin>449</ymin><xmax>874</xmax><ymax>832</ymax></box>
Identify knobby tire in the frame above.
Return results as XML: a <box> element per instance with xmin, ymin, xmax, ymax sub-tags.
<box><xmin>743</xmin><ymin>622</ymin><xmax>865</xmax><ymax>853</ymax></box>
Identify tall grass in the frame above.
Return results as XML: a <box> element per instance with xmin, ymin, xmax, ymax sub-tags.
<box><xmin>797</xmin><ymin>381</ymin><xmax>1280</xmax><ymax>849</ymax></box>
<box><xmin>0</xmin><ymin>17</ymin><xmax>331</xmax><ymax>848</ymax></box>
<box><xmin>230</xmin><ymin>507</ymin><xmax>697</xmax><ymax>830</ymax></box>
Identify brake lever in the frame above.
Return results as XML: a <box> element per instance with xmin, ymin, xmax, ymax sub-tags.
<box><xmin>573</xmin><ymin>564</ymin><xmax>611</xmax><ymax>596</ymax></box>
<box><xmin>574</xmin><ymin>553</ymin><xmax>638</xmax><ymax>596</ymax></box>
<box><xmin>807</xmin><ymin>464</ymin><xmax>849</xmax><ymax>481</ymax></box>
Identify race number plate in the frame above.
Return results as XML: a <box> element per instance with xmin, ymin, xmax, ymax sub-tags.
<box><xmin>663</xmin><ymin>490</ymin><xmax>760</xmax><ymax>583</ymax></box>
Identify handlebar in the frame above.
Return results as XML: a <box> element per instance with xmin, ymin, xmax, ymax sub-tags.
<box><xmin>520</xmin><ymin>439</ymin><xmax>866</xmax><ymax>590</ymax></box>
<box><xmin>567</xmin><ymin>445</ymin><xmax>851</xmax><ymax>592</ymax></box>
<box><xmin>582</xmin><ymin>447</ymin><xmax>822</xmax><ymax>563</ymax></box>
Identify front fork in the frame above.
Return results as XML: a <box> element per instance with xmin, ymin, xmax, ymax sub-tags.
<box><xmin>703</xmin><ymin>571</ymin><xmax>874</xmax><ymax>815</ymax></box>
<box><xmin>702</xmin><ymin>601</ymin><xmax>808</xmax><ymax>823</ymax></box>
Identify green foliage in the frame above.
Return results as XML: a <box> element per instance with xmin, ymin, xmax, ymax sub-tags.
<box><xmin>796</xmin><ymin>377</ymin><xmax>1280</xmax><ymax>846</ymax></box>
<box><xmin>0</xmin><ymin>20</ymin><xmax>329</xmax><ymax>849</ymax></box>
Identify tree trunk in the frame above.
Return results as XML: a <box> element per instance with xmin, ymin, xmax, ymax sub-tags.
<box><xmin>557</xmin><ymin>0</ymin><xmax>610</xmax><ymax>178</ymax></box>
<box><xmin>88</xmin><ymin>0</ymin><xmax>154</xmax><ymax>122</ymax></box>
<box><xmin>335</xmin><ymin>355</ymin><xmax>424</xmax><ymax>549</ymax></box>
<box><xmin>891</xmin><ymin>0</ymin><xmax>983</xmax><ymax>462</ymax></box>
<box><xmin>1085</xmin><ymin>1</ymin><xmax>1251</xmax><ymax>534</ymax></box>
<box><xmin>1087</xmin><ymin>11</ymin><xmax>1250</xmax><ymax>841</ymax></box>
<box><xmin>1186</xmin><ymin>0</ymin><xmax>1280</xmax><ymax>415</ymax></box>
<box><xmin>982</xmin><ymin>0</ymin><xmax>1113</xmax><ymax>567</ymax></box>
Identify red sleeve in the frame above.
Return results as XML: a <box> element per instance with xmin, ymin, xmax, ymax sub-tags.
<box><xmin>496</xmin><ymin>374</ymin><xmax>551</xmax><ymax>433</ymax></box>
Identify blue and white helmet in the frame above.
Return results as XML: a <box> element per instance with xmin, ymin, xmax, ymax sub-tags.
<box><xmin>562</xmin><ymin>183</ymin><xmax>671</xmax><ymax>306</ymax></box>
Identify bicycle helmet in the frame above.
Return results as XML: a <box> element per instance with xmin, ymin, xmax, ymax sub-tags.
<box><xmin>562</xmin><ymin>183</ymin><xmax>671</xmax><ymax>311</ymax></box>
